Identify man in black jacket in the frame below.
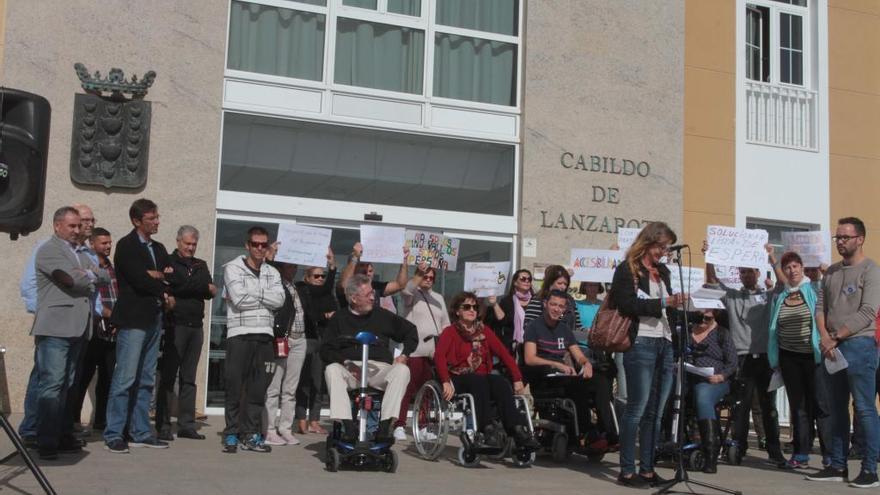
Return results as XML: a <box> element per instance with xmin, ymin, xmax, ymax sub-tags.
<box><xmin>103</xmin><ymin>198</ymin><xmax>175</xmax><ymax>453</ymax></box>
<box><xmin>321</xmin><ymin>274</ymin><xmax>418</xmax><ymax>443</ymax></box>
<box><xmin>156</xmin><ymin>225</ymin><xmax>216</xmax><ymax>441</ymax></box>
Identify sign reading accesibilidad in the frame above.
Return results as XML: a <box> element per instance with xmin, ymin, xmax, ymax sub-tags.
<box><xmin>570</xmin><ymin>249</ymin><xmax>625</xmax><ymax>283</ymax></box>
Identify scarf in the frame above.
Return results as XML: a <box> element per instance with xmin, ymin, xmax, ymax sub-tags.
<box><xmin>785</xmin><ymin>276</ymin><xmax>811</xmax><ymax>293</ymax></box>
<box><xmin>449</xmin><ymin>321</ymin><xmax>487</xmax><ymax>376</ymax></box>
<box><xmin>512</xmin><ymin>290</ymin><xmax>531</xmax><ymax>343</ymax></box>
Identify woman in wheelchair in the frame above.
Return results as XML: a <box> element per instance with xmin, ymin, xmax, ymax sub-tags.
<box><xmin>687</xmin><ymin>308</ymin><xmax>738</xmax><ymax>474</ymax></box>
<box><xmin>433</xmin><ymin>292</ymin><xmax>541</xmax><ymax>450</ymax></box>
<box><xmin>522</xmin><ymin>290</ymin><xmax>617</xmax><ymax>450</ymax></box>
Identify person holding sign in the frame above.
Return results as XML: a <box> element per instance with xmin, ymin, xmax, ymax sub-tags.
<box><xmin>337</xmin><ymin>242</ymin><xmax>409</xmax><ymax>310</ymax></box>
<box><xmin>611</xmin><ymin>222</ymin><xmax>685</xmax><ymax>488</ymax></box>
<box><xmin>686</xmin><ymin>309</ymin><xmax>738</xmax><ymax>474</ymax></box>
<box><xmin>483</xmin><ymin>269</ymin><xmax>535</xmax><ymax>356</ymax></box>
<box><xmin>767</xmin><ymin>251</ymin><xmax>830</xmax><ymax>470</ymax></box>
<box><xmin>393</xmin><ymin>263</ymin><xmax>450</xmax><ymax>441</ymax></box>
<box><xmin>703</xmin><ymin>241</ymin><xmax>786</xmax><ymax>466</ymax></box>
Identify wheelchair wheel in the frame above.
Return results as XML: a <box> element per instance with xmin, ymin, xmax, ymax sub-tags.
<box><xmin>383</xmin><ymin>450</ymin><xmax>398</xmax><ymax>473</ymax></box>
<box><xmin>326</xmin><ymin>447</ymin><xmax>340</xmax><ymax>472</ymax></box>
<box><xmin>512</xmin><ymin>448</ymin><xmax>536</xmax><ymax>468</ymax></box>
<box><xmin>412</xmin><ymin>380</ymin><xmax>449</xmax><ymax>460</ymax></box>
<box><xmin>457</xmin><ymin>446</ymin><xmax>481</xmax><ymax>467</ymax></box>
<box><xmin>685</xmin><ymin>450</ymin><xmax>705</xmax><ymax>472</ymax></box>
<box><xmin>726</xmin><ymin>444</ymin><xmax>742</xmax><ymax>466</ymax></box>
<box><xmin>551</xmin><ymin>432</ymin><xmax>570</xmax><ymax>463</ymax></box>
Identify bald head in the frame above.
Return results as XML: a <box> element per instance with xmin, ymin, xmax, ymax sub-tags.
<box><xmin>72</xmin><ymin>203</ymin><xmax>95</xmax><ymax>241</ymax></box>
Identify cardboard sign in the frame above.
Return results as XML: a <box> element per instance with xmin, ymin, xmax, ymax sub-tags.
<box><xmin>617</xmin><ymin>227</ymin><xmax>643</xmax><ymax>252</ymax></box>
<box><xmin>782</xmin><ymin>231</ymin><xmax>831</xmax><ymax>268</ymax></box>
<box><xmin>405</xmin><ymin>230</ymin><xmax>460</xmax><ymax>271</ymax></box>
<box><xmin>463</xmin><ymin>262</ymin><xmax>511</xmax><ymax>297</ymax></box>
<box><xmin>705</xmin><ymin>225</ymin><xmax>769</xmax><ymax>270</ymax></box>
<box><xmin>570</xmin><ymin>249</ymin><xmax>625</xmax><ymax>283</ymax></box>
<box><xmin>666</xmin><ymin>265</ymin><xmax>706</xmax><ymax>292</ymax></box>
<box><xmin>360</xmin><ymin>225</ymin><xmax>406</xmax><ymax>264</ymax></box>
<box><xmin>275</xmin><ymin>223</ymin><xmax>332</xmax><ymax>267</ymax></box>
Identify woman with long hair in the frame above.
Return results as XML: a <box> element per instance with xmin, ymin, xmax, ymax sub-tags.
<box><xmin>483</xmin><ymin>269</ymin><xmax>535</xmax><ymax>354</ymax></box>
<box><xmin>612</xmin><ymin>222</ymin><xmax>685</xmax><ymax>487</ymax></box>
<box><xmin>522</xmin><ymin>265</ymin><xmax>582</xmax><ymax>331</ymax></box>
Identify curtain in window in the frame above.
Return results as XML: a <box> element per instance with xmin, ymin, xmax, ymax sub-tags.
<box><xmin>227</xmin><ymin>1</ymin><xmax>325</xmax><ymax>81</ymax></box>
<box><xmin>435</xmin><ymin>0</ymin><xmax>518</xmax><ymax>36</ymax></box>
<box><xmin>433</xmin><ymin>33</ymin><xmax>516</xmax><ymax>106</ymax></box>
<box><xmin>388</xmin><ymin>0</ymin><xmax>421</xmax><ymax>16</ymax></box>
<box><xmin>334</xmin><ymin>18</ymin><xmax>425</xmax><ymax>94</ymax></box>
<box><xmin>343</xmin><ymin>0</ymin><xmax>377</xmax><ymax>9</ymax></box>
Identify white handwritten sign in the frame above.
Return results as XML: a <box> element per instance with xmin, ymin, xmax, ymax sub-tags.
<box><xmin>360</xmin><ymin>225</ymin><xmax>406</xmax><ymax>264</ymax></box>
<box><xmin>570</xmin><ymin>249</ymin><xmax>625</xmax><ymax>283</ymax></box>
<box><xmin>782</xmin><ymin>231</ymin><xmax>831</xmax><ymax>268</ymax></box>
<box><xmin>618</xmin><ymin>227</ymin><xmax>643</xmax><ymax>252</ymax></box>
<box><xmin>275</xmin><ymin>223</ymin><xmax>332</xmax><ymax>267</ymax></box>
<box><xmin>666</xmin><ymin>266</ymin><xmax>706</xmax><ymax>292</ymax></box>
<box><xmin>714</xmin><ymin>265</ymin><xmax>743</xmax><ymax>289</ymax></box>
<box><xmin>464</xmin><ymin>262</ymin><xmax>511</xmax><ymax>297</ymax></box>
<box><xmin>705</xmin><ymin>225</ymin><xmax>769</xmax><ymax>270</ymax></box>
<box><xmin>405</xmin><ymin>230</ymin><xmax>460</xmax><ymax>271</ymax></box>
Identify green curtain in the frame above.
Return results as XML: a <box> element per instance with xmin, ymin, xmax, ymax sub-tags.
<box><xmin>433</xmin><ymin>33</ymin><xmax>516</xmax><ymax>106</ymax></box>
<box><xmin>343</xmin><ymin>0</ymin><xmax>377</xmax><ymax>9</ymax></box>
<box><xmin>435</xmin><ymin>0</ymin><xmax>517</xmax><ymax>36</ymax></box>
<box><xmin>388</xmin><ymin>0</ymin><xmax>420</xmax><ymax>16</ymax></box>
<box><xmin>227</xmin><ymin>1</ymin><xmax>325</xmax><ymax>81</ymax></box>
<box><xmin>334</xmin><ymin>18</ymin><xmax>425</xmax><ymax>94</ymax></box>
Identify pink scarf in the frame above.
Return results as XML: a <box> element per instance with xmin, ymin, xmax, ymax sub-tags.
<box><xmin>513</xmin><ymin>290</ymin><xmax>531</xmax><ymax>343</ymax></box>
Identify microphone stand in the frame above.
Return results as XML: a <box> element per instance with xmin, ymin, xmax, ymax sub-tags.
<box><xmin>654</xmin><ymin>247</ymin><xmax>741</xmax><ymax>495</ymax></box>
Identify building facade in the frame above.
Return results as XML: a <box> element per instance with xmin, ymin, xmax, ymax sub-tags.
<box><xmin>0</xmin><ymin>0</ymin><xmax>876</xmax><ymax>414</ymax></box>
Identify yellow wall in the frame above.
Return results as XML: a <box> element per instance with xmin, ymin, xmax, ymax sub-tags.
<box><xmin>828</xmin><ymin>0</ymin><xmax>880</xmax><ymax>261</ymax></box>
<box><xmin>683</xmin><ymin>0</ymin><xmax>736</xmax><ymax>265</ymax></box>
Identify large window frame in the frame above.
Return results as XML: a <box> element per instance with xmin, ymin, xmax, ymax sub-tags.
<box><xmin>745</xmin><ymin>0</ymin><xmax>810</xmax><ymax>89</ymax></box>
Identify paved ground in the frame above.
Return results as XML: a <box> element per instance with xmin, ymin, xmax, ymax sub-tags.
<box><xmin>0</xmin><ymin>417</ymin><xmax>871</xmax><ymax>495</ymax></box>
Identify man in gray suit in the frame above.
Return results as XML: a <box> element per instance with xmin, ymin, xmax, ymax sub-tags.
<box><xmin>32</xmin><ymin>206</ymin><xmax>108</xmax><ymax>459</ymax></box>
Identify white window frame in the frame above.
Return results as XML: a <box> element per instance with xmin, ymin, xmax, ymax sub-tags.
<box><xmin>746</xmin><ymin>0</ymin><xmax>810</xmax><ymax>88</ymax></box>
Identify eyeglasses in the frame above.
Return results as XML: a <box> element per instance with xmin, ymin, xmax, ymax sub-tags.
<box><xmin>249</xmin><ymin>241</ymin><xmax>270</xmax><ymax>249</ymax></box>
<box><xmin>423</xmin><ymin>275</ymin><xmax>435</xmax><ymax>281</ymax></box>
<box><xmin>517</xmin><ymin>276</ymin><xmax>532</xmax><ymax>282</ymax></box>
<box><xmin>832</xmin><ymin>235</ymin><xmax>861</xmax><ymax>243</ymax></box>
<box><xmin>311</xmin><ymin>273</ymin><xmax>326</xmax><ymax>279</ymax></box>
<box><xmin>459</xmin><ymin>303</ymin><xmax>478</xmax><ymax>311</ymax></box>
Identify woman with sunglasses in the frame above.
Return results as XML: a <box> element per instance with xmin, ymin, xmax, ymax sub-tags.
<box><xmin>612</xmin><ymin>221</ymin><xmax>685</xmax><ymax>487</ymax></box>
<box><xmin>393</xmin><ymin>262</ymin><xmax>450</xmax><ymax>440</ymax></box>
<box><xmin>434</xmin><ymin>292</ymin><xmax>540</xmax><ymax>449</ymax></box>
<box><xmin>483</xmin><ymin>269</ymin><xmax>535</xmax><ymax>356</ymax></box>
<box><xmin>686</xmin><ymin>309</ymin><xmax>737</xmax><ymax>474</ymax></box>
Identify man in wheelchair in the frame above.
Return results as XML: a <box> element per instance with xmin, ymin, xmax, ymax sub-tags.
<box><xmin>523</xmin><ymin>290</ymin><xmax>618</xmax><ymax>451</ymax></box>
<box><xmin>320</xmin><ymin>274</ymin><xmax>419</xmax><ymax>444</ymax></box>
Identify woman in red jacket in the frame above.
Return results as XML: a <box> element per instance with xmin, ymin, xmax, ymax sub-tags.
<box><xmin>434</xmin><ymin>292</ymin><xmax>540</xmax><ymax>449</ymax></box>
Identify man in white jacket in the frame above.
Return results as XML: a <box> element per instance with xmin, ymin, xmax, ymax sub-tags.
<box><xmin>222</xmin><ymin>226</ymin><xmax>285</xmax><ymax>454</ymax></box>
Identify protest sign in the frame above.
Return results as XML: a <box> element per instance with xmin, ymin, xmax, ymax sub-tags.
<box><xmin>782</xmin><ymin>231</ymin><xmax>831</xmax><ymax>268</ymax></box>
<box><xmin>617</xmin><ymin>227</ymin><xmax>642</xmax><ymax>252</ymax></box>
<box><xmin>570</xmin><ymin>249</ymin><xmax>625</xmax><ymax>283</ymax></box>
<box><xmin>690</xmin><ymin>287</ymin><xmax>726</xmax><ymax>309</ymax></box>
<box><xmin>705</xmin><ymin>225</ymin><xmax>769</xmax><ymax>269</ymax></box>
<box><xmin>405</xmin><ymin>230</ymin><xmax>460</xmax><ymax>271</ymax></box>
<box><xmin>360</xmin><ymin>225</ymin><xmax>406</xmax><ymax>264</ymax></box>
<box><xmin>666</xmin><ymin>266</ymin><xmax>706</xmax><ymax>292</ymax></box>
<box><xmin>275</xmin><ymin>223</ymin><xmax>332</xmax><ymax>267</ymax></box>
<box><xmin>463</xmin><ymin>262</ymin><xmax>511</xmax><ymax>297</ymax></box>
<box><xmin>714</xmin><ymin>265</ymin><xmax>743</xmax><ymax>289</ymax></box>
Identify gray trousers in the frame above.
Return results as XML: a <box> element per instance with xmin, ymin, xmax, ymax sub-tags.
<box><xmin>263</xmin><ymin>336</ymin><xmax>307</xmax><ymax>433</ymax></box>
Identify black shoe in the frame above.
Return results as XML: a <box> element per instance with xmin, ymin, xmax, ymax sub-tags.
<box><xmin>104</xmin><ymin>439</ymin><xmax>130</xmax><ymax>454</ymax></box>
<box><xmin>177</xmin><ymin>429</ymin><xmax>206</xmax><ymax>440</ymax></box>
<box><xmin>38</xmin><ymin>448</ymin><xmax>58</xmax><ymax>460</ymax></box>
<box><xmin>21</xmin><ymin>435</ymin><xmax>37</xmax><ymax>449</ymax></box>
<box><xmin>639</xmin><ymin>472</ymin><xmax>668</xmax><ymax>487</ymax></box>
<box><xmin>617</xmin><ymin>473</ymin><xmax>647</xmax><ymax>488</ymax></box>
<box><xmin>375</xmin><ymin>419</ymin><xmax>394</xmax><ymax>445</ymax></box>
<box><xmin>806</xmin><ymin>466</ymin><xmax>848</xmax><ymax>482</ymax></box>
<box><xmin>341</xmin><ymin>420</ymin><xmax>358</xmax><ymax>443</ymax></box>
<box><xmin>768</xmin><ymin>451</ymin><xmax>786</xmax><ymax>465</ymax></box>
<box><xmin>849</xmin><ymin>470</ymin><xmax>880</xmax><ymax>488</ymax></box>
<box><xmin>512</xmin><ymin>425</ymin><xmax>541</xmax><ymax>450</ymax></box>
<box><xmin>157</xmin><ymin>428</ymin><xmax>174</xmax><ymax>442</ymax></box>
<box><xmin>57</xmin><ymin>440</ymin><xmax>83</xmax><ymax>454</ymax></box>
<box><xmin>129</xmin><ymin>437</ymin><xmax>169</xmax><ymax>449</ymax></box>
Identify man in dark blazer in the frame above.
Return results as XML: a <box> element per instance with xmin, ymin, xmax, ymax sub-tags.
<box><xmin>103</xmin><ymin>198</ymin><xmax>175</xmax><ymax>453</ymax></box>
<box><xmin>33</xmin><ymin>206</ymin><xmax>108</xmax><ymax>459</ymax></box>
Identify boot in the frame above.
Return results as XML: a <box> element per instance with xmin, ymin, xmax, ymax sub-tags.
<box><xmin>698</xmin><ymin>419</ymin><xmax>718</xmax><ymax>474</ymax></box>
<box><xmin>512</xmin><ymin>425</ymin><xmax>541</xmax><ymax>450</ymax></box>
<box><xmin>375</xmin><ymin>419</ymin><xmax>395</xmax><ymax>445</ymax></box>
<box><xmin>341</xmin><ymin>420</ymin><xmax>358</xmax><ymax>443</ymax></box>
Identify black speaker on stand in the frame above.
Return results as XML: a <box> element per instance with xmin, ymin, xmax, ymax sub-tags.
<box><xmin>0</xmin><ymin>87</ymin><xmax>51</xmax><ymax>240</ymax></box>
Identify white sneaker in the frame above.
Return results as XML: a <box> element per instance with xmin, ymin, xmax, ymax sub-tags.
<box><xmin>418</xmin><ymin>428</ymin><xmax>437</xmax><ymax>441</ymax></box>
<box><xmin>280</xmin><ymin>430</ymin><xmax>300</xmax><ymax>446</ymax></box>
<box><xmin>393</xmin><ymin>426</ymin><xmax>407</xmax><ymax>441</ymax></box>
<box><xmin>264</xmin><ymin>431</ymin><xmax>286</xmax><ymax>446</ymax></box>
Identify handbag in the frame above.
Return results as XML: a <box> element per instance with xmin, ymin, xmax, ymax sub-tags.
<box><xmin>588</xmin><ymin>288</ymin><xmax>634</xmax><ymax>352</ymax></box>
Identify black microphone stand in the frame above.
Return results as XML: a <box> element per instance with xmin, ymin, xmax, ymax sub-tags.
<box><xmin>654</xmin><ymin>247</ymin><xmax>741</xmax><ymax>495</ymax></box>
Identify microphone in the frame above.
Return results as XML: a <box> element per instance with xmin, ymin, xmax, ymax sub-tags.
<box><xmin>667</xmin><ymin>244</ymin><xmax>689</xmax><ymax>252</ymax></box>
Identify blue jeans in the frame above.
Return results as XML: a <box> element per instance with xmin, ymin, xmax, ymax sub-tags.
<box><xmin>18</xmin><ymin>343</ymin><xmax>40</xmax><ymax>438</ymax></box>
<box><xmin>103</xmin><ymin>319</ymin><xmax>162</xmax><ymax>443</ymax></box>
<box><xmin>693</xmin><ymin>381</ymin><xmax>729</xmax><ymax>420</ymax></box>
<box><xmin>35</xmin><ymin>336</ymin><xmax>84</xmax><ymax>449</ymax></box>
<box><xmin>828</xmin><ymin>336</ymin><xmax>879</xmax><ymax>473</ymax></box>
<box><xmin>620</xmin><ymin>336</ymin><xmax>674</xmax><ymax>475</ymax></box>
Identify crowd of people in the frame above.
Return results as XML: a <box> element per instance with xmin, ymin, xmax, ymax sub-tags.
<box><xmin>17</xmin><ymin>199</ymin><xmax>880</xmax><ymax>489</ymax></box>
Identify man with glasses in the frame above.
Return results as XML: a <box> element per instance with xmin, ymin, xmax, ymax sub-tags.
<box><xmin>320</xmin><ymin>274</ymin><xmax>418</xmax><ymax>444</ymax></box>
<box><xmin>808</xmin><ymin>217</ymin><xmax>880</xmax><ymax>488</ymax></box>
<box><xmin>221</xmin><ymin>226</ymin><xmax>285</xmax><ymax>453</ymax></box>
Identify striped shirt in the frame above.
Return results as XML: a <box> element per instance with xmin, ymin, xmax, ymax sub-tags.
<box><xmin>777</xmin><ymin>297</ymin><xmax>813</xmax><ymax>354</ymax></box>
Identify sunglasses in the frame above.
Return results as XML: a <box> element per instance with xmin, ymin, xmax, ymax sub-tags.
<box><xmin>459</xmin><ymin>303</ymin><xmax>478</xmax><ymax>311</ymax></box>
<box><xmin>249</xmin><ymin>241</ymin><xmax>270</xmax><ymax>249</ymax></box>
<box><xmin>311</xmin><ymin>273</ymin><xmax>326</xmax><ymax>279</ymax></box>
<box><xmin>517</xmin><ymin>276</ymin><xmax>532</xmax><ymax>282</ymax></box>
<box><xmin>423</xmin><ymin>275</ymin><xmax>435</xmax><ymax>281</ymax></box>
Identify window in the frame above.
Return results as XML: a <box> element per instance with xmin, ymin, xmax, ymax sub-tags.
<box><xmin>744</xmin><ymin>1</ymin><xmax>807</xmax><ymax>87</ymax></box>
<box><xmin>746</xmin><ymin>5</ymin><xmax>769</xmax><ymax>82</ymax></box>
<box><xmin>779</xmin><ymin>13</ymin><xmax>803</xmax><ymax>85</ymax></box>
<box><xmin>334</xmin><ymin>18</ymin><xmax>425</xmax><ymax>94</ymax></box>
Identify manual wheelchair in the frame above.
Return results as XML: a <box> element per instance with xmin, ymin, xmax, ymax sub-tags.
<box><xmin>410</xmin><ymin>379</ymin><xmax>537</xmax><ymax>468</ymax></box>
